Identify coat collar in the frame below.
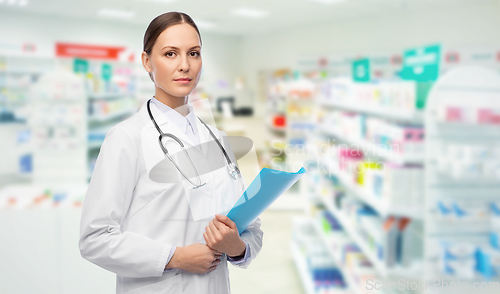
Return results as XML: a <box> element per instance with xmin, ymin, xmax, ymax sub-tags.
<box><xmin>139</xmin><ymin>99</ymin><xmax>215</xmax><ymax>155</ymax></box>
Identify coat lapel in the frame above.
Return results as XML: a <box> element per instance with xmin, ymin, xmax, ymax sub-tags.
<box><xmin>139</xmin><ymin>99</ymin><xmax>214</xmax><ymax>168</ymax></box>
<box><xmin>140</xmin><ymin>99</ymin><xmax>198</xmax><ymax>148</ymax></box>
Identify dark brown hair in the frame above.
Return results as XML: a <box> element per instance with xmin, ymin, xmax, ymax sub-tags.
<box><xmin>143</xmin><ymin>12</ymin><xmax>202</xmax><ymax>55</ymax></box>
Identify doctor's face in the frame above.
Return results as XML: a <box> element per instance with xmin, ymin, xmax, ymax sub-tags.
<box><xmin>142</xmin><ymin>23</ymin><xmax>202</xmax><ymax>100</ymax></box>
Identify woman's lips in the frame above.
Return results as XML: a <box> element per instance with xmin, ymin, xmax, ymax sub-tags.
<box><xmin>174</xmin><ymin>79</ymin><xmax>191</xmax><ymax>84</ymax></box>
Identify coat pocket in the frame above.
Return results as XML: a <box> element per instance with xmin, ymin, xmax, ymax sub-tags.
<box><xmin>125</xmin><ymin>273</ymin><xmax>181</xmax><ymax>294</ymax></box>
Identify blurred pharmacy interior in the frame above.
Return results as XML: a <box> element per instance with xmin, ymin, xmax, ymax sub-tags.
<box><xmin>1</xmin><ymin>0</ymin><xmax>500</xmax><ymax>293</ymax></box>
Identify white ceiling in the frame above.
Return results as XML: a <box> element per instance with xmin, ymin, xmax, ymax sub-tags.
<box><xmin>0</xmin><ymin>0</ymin><xmax>490</xmax><ymax>36</ymax></box>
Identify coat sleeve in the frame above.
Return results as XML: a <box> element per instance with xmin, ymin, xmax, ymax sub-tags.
<box><xmin>79</xmin><ymin>124</ymin><xmax>172</xmax><ymax>278</ymax></box>
<box><xmin>220</xmin><ymin>130</ymin><xmax>263</xmax><ymax>269</ymax></box>
<box><xmin>231</xmin><ymin>217</ymin><xmax>263</xmax><ymax>269</ymax></box>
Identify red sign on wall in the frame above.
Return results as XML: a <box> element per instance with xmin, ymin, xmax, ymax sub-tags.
<box><xmin>56</xmin><ymin>42</ymin><xmax>125</xmax><ymax>59</ymax></box>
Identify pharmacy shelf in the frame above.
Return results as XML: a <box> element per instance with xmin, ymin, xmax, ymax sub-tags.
<box><xmin>320</xmin><ymin>100</ymin><xmax>423</xmax><ymax>124</ymax></box>
<box><xmin>88</xmin><ymin>92</ymin><xmax>135</xmax><ymax>100</ymax></box>
<box><xmin>88</xmin><ymin>108</ymin><xmax>135</xmax><ymax>123</ymax></box>
<box><xmin>0</xmin><ymin>174</ymin><xmax>31</xmax><ymax>189</ymax></box>
<box><xmin>88</xmin><ymin>140</ymin><xmax>103</xmax><ymax>150</ymax></box>
<box><xmin>0</xmin><ymin>70</ymin><xmax>47</xmax><ymax>75</ymax></box>
<box><xmin>309</xmin><ymin>218</ymin><xmax>361</xmax><ymax>294</ymax></box>
<box><xmin>267</xmin><ymin>123</ymin><xmax>286</xmax><ymax>133</ymax></box>
<box><xmin>290</xmin><ymin>241</ymin><xmax>317</xmax><ymax>294</ymax></box>
<box><xmin>332</xmin><ymin>168</ymin><xmax>423</xmax><ymax>220</ymax></box>
<box><xmin>426</xmin><ymin>263</ymin><xmax>500</xmax><ymax>287</ymax></box>
<box><xmin>318</xmin><ymin>194</ymin><xmax>423</xmax><ymax>279</ymax></box>
<box><xmin>319</xmin><ymin>126</ymin><xmax>424</xmax><ymax>165</ymax></box>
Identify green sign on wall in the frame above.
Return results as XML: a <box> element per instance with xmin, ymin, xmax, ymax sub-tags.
<box><xmin>352</xmin><ymin>58</ymin><xmax>370</xmax><ymax>82</ymax></box>
<box><xmin>73</xmin><ymin>58</ymin><xmax>88</xmax><ymax>74</ymax></box>
<box><xmin>102</xmin><ymin>63</ymin><xmax>112</xmax><ymax>81</ymax></box>
<box><xmin>400</xmin><ymin>44</ymin><xmax>441</xmax><ymax>81</ymax></box>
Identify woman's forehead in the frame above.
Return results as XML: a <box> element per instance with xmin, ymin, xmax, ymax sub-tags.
<box><xmin>156</xmin><ymin>24</ymin><xmax>201</xmax><ymax>48</ymax></box>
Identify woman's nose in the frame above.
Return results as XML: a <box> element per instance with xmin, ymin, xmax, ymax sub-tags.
<box><xmin>178</xmin><ymin>56</ymin><xmax>189</xmax><ymax>72</ymax></box>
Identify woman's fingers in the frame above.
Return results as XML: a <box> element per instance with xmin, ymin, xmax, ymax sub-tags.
<box><xmin>208</xmin><ymin>259</ymin><xmax>221</xmax><ymax>271</ymax></box>
<box><xmin>210</xmin><ymin>248</ymin><xmax>222</xmax><ymax>260</ymax></box>
<box><xmin>215</xmin><ymin>214</ymin><xmax>237</xmax><ymax>230</ymax></box>
<box><xmin>211</xmin><ymin>258</ymin><xmax>221</xmax><ymax>265</ymax></box>
<box><xmin>209</xmin><ymin>221</ymin><xmax>222</xmax><ymax>240</ymax></box>
<box><xmin>205</xmin><ymin>225</ymin><xmax>216</xmax><ymax>245</ymax></box>
<box><xmin>211</xmin><ymin>218</ymin><xmax>226</xmax><ymax>232</ymax></box>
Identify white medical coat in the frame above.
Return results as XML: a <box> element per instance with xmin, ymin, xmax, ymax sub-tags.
<box><xmin>79</xmin><ymin>100</ymin><xmax>263</xmax><ymax>294</ymax></box>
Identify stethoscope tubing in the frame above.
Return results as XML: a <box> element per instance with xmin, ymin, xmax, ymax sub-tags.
<box><xmin>146</xmin><ymin>99</ymin><xmax>239</xmax><ymax>187</ymax></box>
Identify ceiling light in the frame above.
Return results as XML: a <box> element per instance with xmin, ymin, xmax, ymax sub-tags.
<box><xmin>309</xmin><ymin>0</ymin><xmax>347</xmax><ymax>4</ymax></box>
<box><xmin>231</xmin><ymin>8</ymin><xmax>269</xmax><ymax>18</ymax></box>
<box><xmin>98</xmin><ymin>8</ymin><xmax>135</xmax><ymax>19</ymax></box>
<box><xmin>2</xmin><ymin>0</ymin><xmax>28</xmax><ymax>6</ymax></box>
<box><xmin>133</xmin><ymin>0</ymin><xmax>178</xmax><ymax>3</ymax></box>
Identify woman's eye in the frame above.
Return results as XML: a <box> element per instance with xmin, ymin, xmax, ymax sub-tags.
<box><xmin>165</xmin><ymin>52</ymin><xmax>175</xmax><ymax>57</ymax></box>
<box><xmin>190</xmin><ymin>51</ymin><xmax>200</xmax><ymax>57</ymax></box>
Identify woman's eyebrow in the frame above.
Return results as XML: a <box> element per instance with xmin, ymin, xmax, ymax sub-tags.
<box><xmin>162</xmin><ymin>45</ymin><xmax>201</xmax><ymax>50</ymax></box>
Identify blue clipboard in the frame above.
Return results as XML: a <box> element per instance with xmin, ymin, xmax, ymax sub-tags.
<box><xmin>226</xmin><ymin>167</ymin><xmax>306</xmax><ymax>235</ymax></box>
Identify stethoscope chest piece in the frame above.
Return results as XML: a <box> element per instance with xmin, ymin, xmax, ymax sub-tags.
<box><xmin>227</xmin><ymin>163</ymin><xmax>241</xmax><ymax>180</ymax></box>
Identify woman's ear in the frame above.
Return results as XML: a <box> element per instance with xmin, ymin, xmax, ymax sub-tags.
<box><xmin>141</xmin><ymin>51</ymin><xmax>151</xmax><ymax>72</ymax></box>
<box><xmin>141</xmin><ymin>51</ymin><xmax>154</xmax><ymax>82</ymax></box>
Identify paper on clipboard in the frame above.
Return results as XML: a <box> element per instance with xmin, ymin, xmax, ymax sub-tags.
<box><xmin>226</xmin><ymin>167</ymin><xmax>306</xmax><ymax>235</ymax></box>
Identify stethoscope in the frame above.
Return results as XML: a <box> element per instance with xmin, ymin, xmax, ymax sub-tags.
<box><xmin>147</xmin><ymin>99</ymin><xmax>241</xmax><ymax>189</ymax></box>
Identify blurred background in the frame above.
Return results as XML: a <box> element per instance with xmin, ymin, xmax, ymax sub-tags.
<box><xmin>1</xmin><ymin>0</ymin><xmax>500</xmax><ymax>293</ymax></box>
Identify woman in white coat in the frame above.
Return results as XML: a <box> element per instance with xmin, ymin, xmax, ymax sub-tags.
<box><xmin>79</xmin><ymin>11</ymin><xmax>263</xmax><ymax>294</ymax></box>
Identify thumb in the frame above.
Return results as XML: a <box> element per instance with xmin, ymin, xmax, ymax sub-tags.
<box><xmin>216</xmin><ymin>214</ymin><xmax>236</xmax><ymax>230</ymax></box>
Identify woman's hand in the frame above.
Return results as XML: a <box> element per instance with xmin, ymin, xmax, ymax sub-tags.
<box><xmin>203</xmin><ymin>214</ymin><xmax>246</xmax><ymax>258</ymax></box>
<box><xmin>166</xmin><ymin>243</ymin><xmax>222</xmax><ymax>274</ymax></box>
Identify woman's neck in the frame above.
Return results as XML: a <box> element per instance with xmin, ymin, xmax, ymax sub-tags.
<box><xmin>153</xmin><ymin>90</ymin><xmax>189</xmax><ymax>117</ymax></box>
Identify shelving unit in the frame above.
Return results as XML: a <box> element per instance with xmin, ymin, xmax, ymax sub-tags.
<box><xmin>318</xmin><ymin>193</ymin><xmax>423</xmax><ymax>279</ymax></box>
<box><xmin>291</xmin><ymin>216</ymin><xmax>351</xmax><ymax>294</ymax></box>
<box><xmin>294</xmin><ymin>65</ymin><xmax>500</xmax><ymax>294</ymax></box>
<box><xmin>424</xmin><ymin>66</ymin><xmax>500</xmax><ymax>290</ymax></box>
<box><xmin>290</xmin><ymin>71</ymin><xmax>429</xmax><ymax>293</ymax></box>
<box><xmin>0</xmin><ymin>56</ymin><xmax>57</xmax><ymax>185</ymax></box>
<box><xmin>87</xmin><ymin>92</ymin><xmax>138</xmax><ymax>179</ymax></box>
<box><xmin>264</xmin><ymin>72</ymin><xmax>314</xmax><ymax>210</ymax></box>
<box><xmin>290</xmin><ymin>241</ymin><xmax>317</xmax><ymax>294</ymax></box>
<box><xmin>320</xmin><ymin>100</ymin><xmax>423</xmax><ymax>125</ymax></box>
<box><xmin>28</xmin><ymin>70</ymin><xmax>88</xmax><ymax>186</ymax></box>
<box><xmin>319</xmin><ymin>126</ymin><xmax>424</xmax><ymax>165</ymax></box>
<box><xmin>308</xmin><ymin>217</ymin><xmax>359</xmax><ymax>294</ymax></box>
<box><xmin>0</xmin><ymin>54</ymin><xmax>144</xmax><ymax>185</ymax></box>
<box><xmin>88</xmin><ymin>105</ymin><xmax>135</xmax><ymax>123</ymax></box>
<box><xmin>325</xmin><ymin>164</ymin><xmax>423</xmax><ymax>219</ymax></box>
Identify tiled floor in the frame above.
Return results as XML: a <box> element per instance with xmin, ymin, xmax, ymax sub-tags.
<box><xmin>228</xmin><ymin>209</ymin><xmax>306</xmax><ymax>294</ymax></box>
